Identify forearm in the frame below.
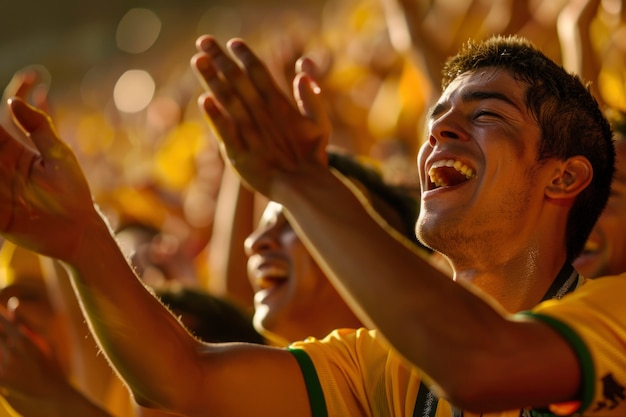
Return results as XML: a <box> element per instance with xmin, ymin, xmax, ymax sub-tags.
<box><xmin>274</xmin><ymin>169</ymin><xmax>580</xmax><ymax>409</ymax></box>
<box><xmin>61</xmin><ymin>214</ymin><xmax>206</xmax><ymax>411</ymax></box>
<box><xmin>3</xmin><ymin>378</ymin><xmax>113</xmax><ymax>417</ymax></box>
<box><xmin>273</xmin><ymin>168</ymin><xmax>465</xmax><ymax>343</ymax></box>
<box><xmin>207</xmin><ymin>167</ymin><xmax>256</xmax><ymax>310</ymax></box>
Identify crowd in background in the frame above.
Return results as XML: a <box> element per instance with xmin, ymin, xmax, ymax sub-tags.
<box><xmin>0</xmin><ymin>0</ymin><xmax>625</xmax><ymax>416</ymax></box>
<box><xmin>15</xmin><ymin>0</ymin><xmax>622</xmax><ymax>294</ymax></box>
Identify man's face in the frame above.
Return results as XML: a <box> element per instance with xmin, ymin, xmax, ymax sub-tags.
<box><xmin>574</xmin><ymin>138</ymin><xmax>626</xmax><ymax>277</ymax></box>
<box><xmin>245</xmin><ymin>202</ymin><xmax>337</xmax><ymax>343</ymax></box>
<box><xmin>416</xmin><ymin>68</ymin><xmax>551</xmax><ymax>268</ymax></box>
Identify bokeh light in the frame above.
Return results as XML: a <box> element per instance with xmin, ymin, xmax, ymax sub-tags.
<box><xmin>113</xmin><ymin>69</ymin><xmax>156</xmax><ymax>113</ymax></box>
<box><xmin>116</xmin><ymin>8</ymin><xmax>162</xmax><ymax>54</ymax></box>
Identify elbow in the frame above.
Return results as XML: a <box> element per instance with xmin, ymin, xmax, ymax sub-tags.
<box><xmin>440</xmin><ymin>383</ymin><xmax>494</xmax><ymax>414</ymax></box>
<box><xmin>133</xmin><ymin>394</ymin><xmax>158</xmax><ymax>409</ymax></box>
<box><xmin>426</xmin><ymin>353</ymin><xmax>508</xmax><ymax>413</ymax></box>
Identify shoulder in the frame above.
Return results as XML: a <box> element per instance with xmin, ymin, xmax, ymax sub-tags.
<box><xmin>289</xmin><ymin>328</ymin><xmax>421</xmax><ymax>417</ymax></box>
<box><xmin>524</xmin><ymin>274</ymin><xmax>626</xmax><ymax>415</ymax></box>
<box><xmin>289</xmin><ymin>328</ymin><xmax>387</xmax><ymax>361</ymax></box>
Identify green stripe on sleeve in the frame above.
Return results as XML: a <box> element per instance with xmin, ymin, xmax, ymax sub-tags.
<box><xmin>521</xmin><ymin>311</ymin><xmax>595</xmax><ymax>413</ymax></box>
<box><xmin>288</xmin><ymin>347</ymin><xmax>329</xmax><ymax>417</ymax></box>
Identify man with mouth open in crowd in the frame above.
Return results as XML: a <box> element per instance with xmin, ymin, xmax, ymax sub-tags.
<box><xmin>244</xmin><ymin>150</ymin><xmax>425</xmax><ymax>346</ymax></box>
<box><xmin>574</xmin><ymin>109</ymin><xmax>626</xmax><ymax>279</ymax></box>
<box><xmin>0</xmin><ymin>33</ymin><xmax>624</xmax><ymax>417</ymax></box>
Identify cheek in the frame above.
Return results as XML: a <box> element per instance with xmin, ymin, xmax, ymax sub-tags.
<box><xmin>281</xmin><ymin>231</ymin><xmax>328</xmax><ymax>293</ymax></box>
<box><xmin>287</xmin><ymin>246</ymin><xmax>325</xmax><ymax>295</ymax></box>
<box><xmin>596</xmin><ymin>201</ymin><xmax>623</xmax><ymax>224</ymax></box>
<box><xmin>246</xmin><ymin>259</ymin><xmax>256</xmax><ymax>286</ymax></box>
<box><xmin>417</xmin><ymin>144</ymin><xmax>431</xmax><ymax>182</ymax></box>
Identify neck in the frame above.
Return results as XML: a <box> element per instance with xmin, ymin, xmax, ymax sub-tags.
<box><xmin>451</xmin><ymin>250</ymin><xmax>567</xmax><ymax>313</ymax></box>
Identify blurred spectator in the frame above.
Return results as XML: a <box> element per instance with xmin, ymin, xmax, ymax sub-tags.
<box><xmin>153</xmin><ymin>283</ymin><xmax>265</xmax><ymax>344</ymax></box>
<box><xmin>574</xmin><ymin>109</ymin><xmax>626</xmax><ymax>277</ymax></box>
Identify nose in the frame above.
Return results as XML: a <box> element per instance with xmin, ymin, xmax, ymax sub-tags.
<box><xmin>244</xmin><ymin>226</ymin><xmax>280</xmax><ymax>257</ymax></box>
<box><xmin>428</xmin><ymin>110</ymin><xmax>467</xmax><ymax>147</ymax></box>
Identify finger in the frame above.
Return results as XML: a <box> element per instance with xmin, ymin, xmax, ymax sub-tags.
<box><xmin>195</xmin><ymin>37</ymin><xmax>263</xmax><ymax>108</ymax></box>
<box><xmin>226</xmin><ymin>38</ymin><xmax>295</xmax><ymax>112</ymax></box>
<box><xmin>192</xmin><ymin>54</ymin><xmax>271</xmax><ymax>154</ymax></box>
<box><xmin>294</xmin><ymin>72</ymin><xmax>323</xmax><ymax>117</ymax></box>
<box><xmin>192</xmin><ymin>53</ymin><xmax>253</xmax><ymax>125</ymax></box>
<box><xmin>8</xmin><ymin>72</ymin><xmax>36</xmax><ymax>102</ymax></box>
<box><xmin>197</xmin><ymin>93</ymin><xmax>245</xmax><ymax>157</ymax></box>
<box><xmin>295</xmin><ymin>57</ymin><xmax>321</xmax><ymax>81</ymax></box>
<box><xmin>195</xmin><ymin>34</ymin><xmax>214</xmax><ymax>53</ymax></box>
<box><xmin>32</xmin><ymin>84</ymin><xmax>51</xmax><ymax>114</ymax></box>
<box><xmin>196</xmin><ymin>38</ymin><xmax>286</xmax><ymax>139</ymax></box>
<box><xmin>7</xmin><ymin>98</ymin><xmax>65</xmax><ymax>159</ymax></box>
<box><xmin>2</xmin><ymin>71</ymin><xmax>33</xmax><ymax>103</ymax></box>
<box><xmin>0</xmin><ymin>124</ymin><xmax>33</xmax><ymax>175</ymax></box>
<box><xmin>226</xmin><ymin>39</ymin><xmax>315</xmax><ymax>157</ymax></box>
<box><xmin>293</xmin><ymin>73</ymin><xmax>330</xmax><ymax>162</ymax></box>
<box><xmin>192</xmin><ymin>49</ymin><xmax>290</xmax><ymax>155</ymax></box>
<box><xmin>3</xmin><ymin>66</ymin><xmax>50</xmax><ymax>104</ymax></box>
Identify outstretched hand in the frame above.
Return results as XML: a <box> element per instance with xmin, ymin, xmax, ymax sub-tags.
<box><xmin>190</xmin><ymin>35</ymin><xmax>331</xmax><ymax>200</ymax></box>
<box><xmin>0</xmin><ymin>99</ymin><xmax>97</xmax><ymax>262</ymax></box>
<box><xmin>1</xmin><ymin>66</ymin><xmax>51</xmax><ymax>149</ymax></box>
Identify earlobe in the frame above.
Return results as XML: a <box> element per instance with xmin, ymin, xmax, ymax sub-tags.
<box><xmin>545</xmin><ymin>156</ymin><xmax>593</xmax><ymax>199</ymax></box>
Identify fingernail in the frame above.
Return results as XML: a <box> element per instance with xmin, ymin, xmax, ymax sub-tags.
<box><xmin>194</xmin><ymin>54</ymin><xmax>210</xmax><ymax>71</ymax></box>
<box><xmin>228</xmin><ymin>39</ymin><xmax>245</xmax><ymax>53</ymax></box>
<box><xmin>197</xmin><ymin>35</ymin><xmax>214</xmax><ymax>52</ymax></box>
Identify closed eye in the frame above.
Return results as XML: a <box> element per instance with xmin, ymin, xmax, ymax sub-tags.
<box><xmin>474</xmin><ymin>109</ymin><xmax>500</xmax><ymax>119</ymax></box>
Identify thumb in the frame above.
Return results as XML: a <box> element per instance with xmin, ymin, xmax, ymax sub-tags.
<box><xmin>8</xmin><ymin>97</ymin><xmax>62</xmax><ymax>158</ymax></box>
<box><xmin>293</xmin><ymin>72</ymin><xmax>330</xmax><ymax>135</ymax></box>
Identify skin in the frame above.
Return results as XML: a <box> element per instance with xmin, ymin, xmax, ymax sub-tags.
<box><xmin>0</xmin><ymin>35</ymin><xmax>599</xmax><ymax>416</ymax></box>
<box><xmin>0</xmin><ymin>244</ymin><xmax>113</xmax><ymax>417</ymax></box>
<box><xmin>191</xmin><ymin>36</ymin><xmax>589</xmax><ymax>410</ymax></box>
<box><xmin>417</xmin><ymin>68</ymin><xmax>588</xmax><ymax>311</ymax></box>
<box><xmin>245</xmin><ymin>202</ymin><xmax>361</xmax><ymax>346</ymax></box>
<box><xmin>574</xmin><ymin>137</ymin><xmax>626</xmax><ymax>277</ymax></box>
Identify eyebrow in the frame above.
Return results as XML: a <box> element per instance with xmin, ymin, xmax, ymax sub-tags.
<box><xmin>428</xmin><ymin>90</ymin><xmax>521</xmax><ymax>119</ymax></box>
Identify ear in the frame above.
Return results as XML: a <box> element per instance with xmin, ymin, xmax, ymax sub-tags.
<box><xmin>545</xmin><ymin>156</ymin><xmax>593</xmax><ymax>200</ymax></box>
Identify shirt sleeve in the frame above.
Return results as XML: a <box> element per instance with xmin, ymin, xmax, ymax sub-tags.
<box><xmin>288</xmin><ymin>328</ymin><xmax>420</xmax><ymax>417</ymax></box>
<box><xmin>521</xmin><ymin>274</ymin><xmax>626</xmax><ymax>415</ymax></box>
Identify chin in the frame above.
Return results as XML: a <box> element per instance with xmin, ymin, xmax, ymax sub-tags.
<box><xmin>572</xmin><ymin>255</ymin><xmax>603</xmax><ymax>279</ymax></box>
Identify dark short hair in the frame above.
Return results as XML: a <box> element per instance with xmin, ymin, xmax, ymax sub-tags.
<box><xmin>442</xmin><ymin>35</ymin><xmax>615</xmax><ymax>261</ymax></box>
<box><xmin>154</xmin><ymin>285</ymin><xmax>265</xmax><ymax>344</ymax></box>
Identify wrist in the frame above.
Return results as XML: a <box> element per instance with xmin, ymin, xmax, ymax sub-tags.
<box><xmin>62</xmin><ymin>207</ymin><xmax>118</xmax><ymax>268</ymax></box>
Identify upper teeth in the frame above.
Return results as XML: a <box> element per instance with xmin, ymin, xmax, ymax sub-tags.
<box><xmin>583</xmin><ymin>240</ymin><xmax>600</xmax><ymax>253</ymax></box>
<box><xmin>428</xmin><ymin>159</ymin><xmax>475</xmax><ymax>188</ymax></box>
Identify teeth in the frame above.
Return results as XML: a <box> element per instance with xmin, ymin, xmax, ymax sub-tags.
<box><xmin>428</xmin><ymin>159</ymin><xmax>475</xmax><ymax>188</ymax></box>
<box><xmin>583</xmin><ymin>240</ymin><xmax>600</xmax><ymax>253</ymax></box>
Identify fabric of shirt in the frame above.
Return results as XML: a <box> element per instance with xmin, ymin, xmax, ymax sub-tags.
<box><xmin>288</xmin><ymin>274</ymin><xmax>626</xmax><ymax>417</ymax></box>
<box><xmin>526</xmin><ymin>274</ymin><xmax>626</xmax><ymax>415</ymax></box>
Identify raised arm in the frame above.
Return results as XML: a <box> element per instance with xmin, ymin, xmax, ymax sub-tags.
<box><xmin>206</xmin><ymin>165</ymin><xmax>263</xmax><ymax>312</ymax></box>
<box><xmin>557</xmin><ymin>0</ymin><xmax>603</xmax><ymax>104</ymax></box>
<box><xmin>191</xmin><ymin>35</ymin><xmax>584</xmax><ymax>412</ymax></box>
<box><xmin>0</xmin><ymin>98</ymin><xmax>311</xmax><ymax>417</ymax></box>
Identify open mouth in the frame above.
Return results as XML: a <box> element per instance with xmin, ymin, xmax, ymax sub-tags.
<box><xmin>252</xmin><ymin>261</ymin><xmax>289</xmax><ymax>290</ymax></box>
<box><xmin>257</xmin><ymin>274</ymin><xmax>288</xmax><ymax>290</ymax></box>
<box><xmin>580</xmin><ymin>239</ymin><xmax>600</xmax><ymax>255</ymax></box>
<box><xmin>428</xmin><ymin>159</ymin><xmax>476</xmax><ymax>189</ymax></box>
